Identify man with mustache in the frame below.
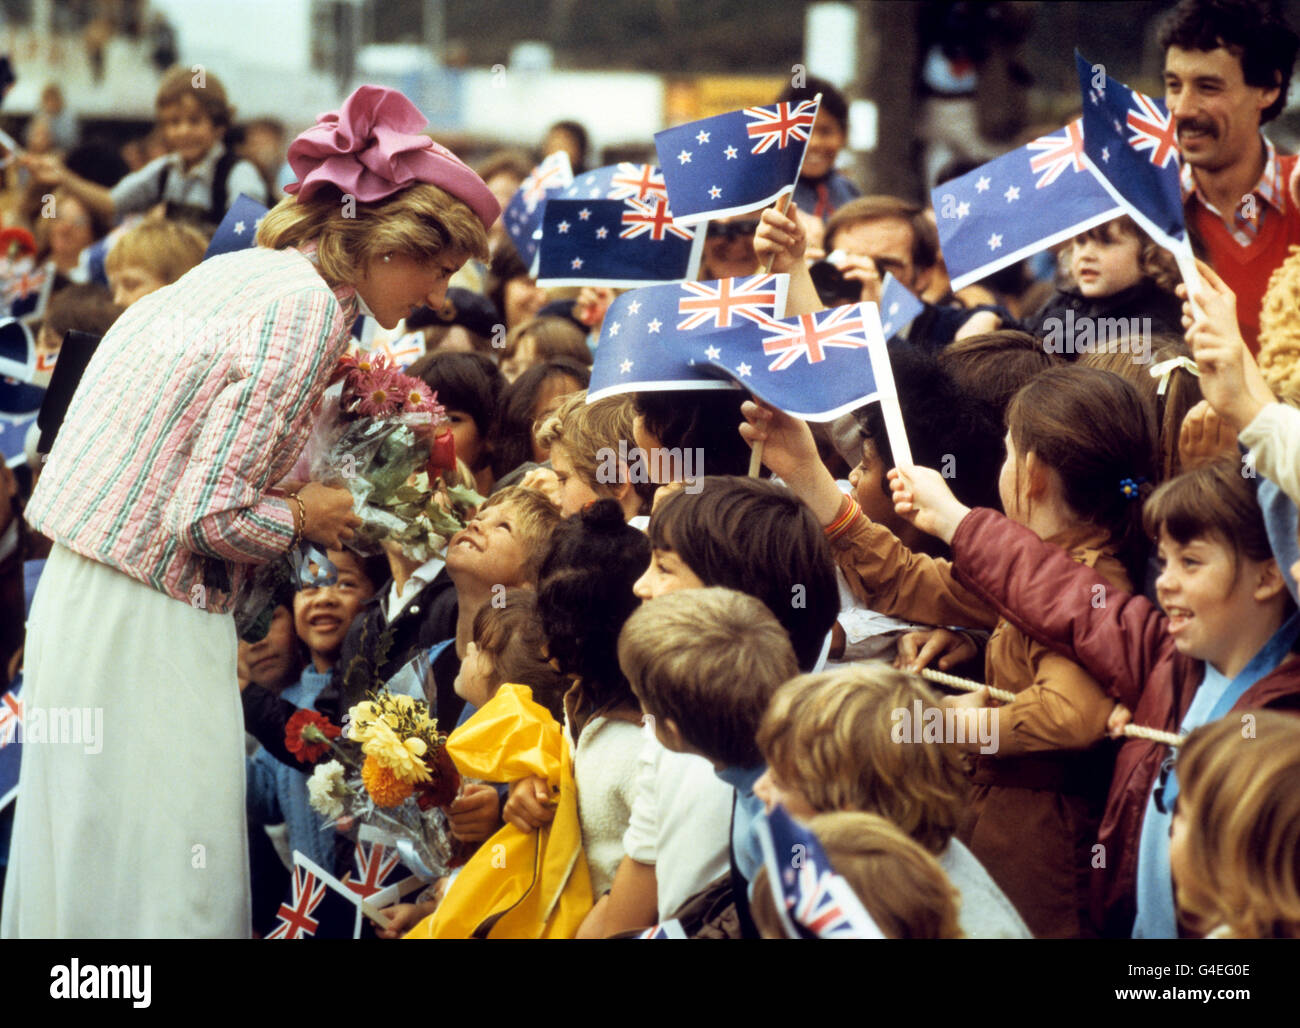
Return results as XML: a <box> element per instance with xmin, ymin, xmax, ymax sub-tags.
<box><xmin>1162</xmin><ymin>0</ymin><xmax>1300</xmax><ymax>354</ymax></box>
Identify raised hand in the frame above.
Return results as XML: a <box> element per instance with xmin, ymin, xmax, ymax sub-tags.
<box><xmin>887</xmin><ymin>465</ymin><xmax>971</xmax><ymax>545</ymax></box>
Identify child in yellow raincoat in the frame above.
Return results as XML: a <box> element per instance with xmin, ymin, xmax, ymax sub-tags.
<box><xmin>399</xmin><ymin>590</ymin><xmax>589</xmax><ymax>938</ymax></box>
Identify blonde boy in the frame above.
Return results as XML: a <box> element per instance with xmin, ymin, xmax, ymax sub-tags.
<box><xmin>755</xmin><ymin>666</ymin><xmax>1032</xmax><ymax>938</ymax></box>
<box><xmin>104</xmin><ymin>219</ymin><xmax>208</xmax><ymax>307</ymax></box>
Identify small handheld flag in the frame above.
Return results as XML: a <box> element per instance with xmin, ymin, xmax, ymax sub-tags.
<box><xmin>878</xmin><ymin>274</ymin><xmax>926</xmax><ymax>340</ymax></box>
<box><xmin>586</xmin><ymin>274</ymin><xmax>789</xmax><ymax>402</ymax></box>
<box><xmin>0</xmin><ymin>682</ymin><xmax>22</xmax><ymax>812</ymax></box>
<box><xmin>932</xmin><ymin>118</ymin><xmax>1122</xmax><ymax>291</ymax></box>
<box><xmin>654</xmin><ymin>96</ymin><xmax>821</xmax><ymax>225</ymax></box>
<box><xmin>757</xmin><ymin>803</ymin><xmax>884</xmax><ymax>939</ymax></box>
<box><xmin>691</xmin><ymin>301</ymin><xmax>913</xmax><ymax>466</ymax></box>
<box><xmin>1075</xmin><ymin>51</ymin><xmax>1196</xmax><ymax>289</ymax></box>
<box><xmin>204</xmin><ymin>194</ymin><xmax>270</xmax><ymax>260</ymax></box>
<box><xmin>504</xmin><ymin>151</ymin><xmax>574</xmax><ymax>268</ymax></box>
<box><xmin>536</xmin><ymin>164</ymin><xmax>704</xmax><ymax>287</ymax></box>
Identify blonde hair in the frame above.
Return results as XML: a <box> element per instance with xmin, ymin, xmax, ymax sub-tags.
<box><xmin>1173</xmin><ymin>711</ymin><xmax>1300</xmax><ymax>938</ymax></box>
<box><xmin>536</xmin><ymin>391</ymin><xmax>639</xmax><ymax>495</ymax></box>
<box><xmin>757</xmin><ymin>666</ymin><xmax>967</xmax><ymax>854</ymax></box>
<box><xmin>476</xmin><ymin>485</ymin><xmax>562</xmax><ymax>584</ymax></box>
<box><xmin>751</xmin><ymin>812</ymin><xmax>964</xmax><ymax>939</ymax></box>
<box><xmin>256</xmin><ymin>183</ymin><xmax>489</xmax><ymax>289</ymax></box>
<box><xmin>1257</xmin><ymin>246</ymin><xmax>1300</xmax><ymax>405</ymax></box>
<box><xmin>105</xmin><ymin>218</ymin><xmax>208</xmax><ymax>284</ymax></box>
<box><xmin>618</xmin><ymin>587</ymin><xmax>799</xmax><ymax>768</ymax></box>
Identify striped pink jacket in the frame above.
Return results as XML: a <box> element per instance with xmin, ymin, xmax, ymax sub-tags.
<box><xmin>25</xmin><ymin>245</ymin><xmax>359</xmax><ymax>613</ymax></box>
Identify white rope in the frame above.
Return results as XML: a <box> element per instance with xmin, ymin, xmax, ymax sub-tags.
<box><xmin>916</xmin><ymin>668</ymin><xmax>1186</xmax><ymax>747</ymax></box>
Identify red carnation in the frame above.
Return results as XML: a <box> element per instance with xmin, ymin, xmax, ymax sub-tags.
<box><xmin>285</xmin><ymin>709</ymin><xmax>341</xmax><ymax>764</ymax></box>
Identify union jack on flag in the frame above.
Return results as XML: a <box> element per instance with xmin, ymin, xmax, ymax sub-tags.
<box><xmin>760</xmin><ymin>304</ymin><xmax>867</xmax><ymax>372</ymax></box>
<box><xmin>676</xmin><ymin>273</ymin><xmax>783</xmax><ymax>331</ymax></box>
<box><xmin>655</xmin><ymin>95</ymin><xmax>822</xmax><ymax>225</ymax></box>
<box><xmin>521</xmin><ymin>151</ymin><xmax>575</xmax><ymax>211</ymax></box>
<box><xmin>1027</xmin><ymin>120</ymin><xmax>1086</xmax><ymax>189</ymax></box>
<box><xmin>0</xmin><ymin>688</ymin><xmax>22</xmax><ymax>747</ymax></box>
<box><xmin>608</xmin><ymin>162</ymin><xmax>669</xmax><ymax>202</ymax></box>
<box><xmin>619</xmin><ymin>196</ymin><xmax>694</xmax><ymax>242</ymax></box>
<box><xmin>1076</xmin><ymin>50</ymin><xmax>1189</xmax><ymax>255</ymax></box>
<box><xmin>506</xmin><ymin>152</ymin><xmax>574</xmax><ymax>267</ymax></box>
<box><xmin>537</xmin><ymin>164</ymin><xmax>703</xmax><ymax>287</ymax></box>
<box><xmin>267</xmin><ymin>864</ymin><xmax>329</xmax><ymax>939</ymax></box>
<box><xmin>586</xmin><ymin>275</ymin><xmax>788</xmax><ymax>402</ymax></box>
<box><xmin>745</xmin><ymin>99</ymin><xmax>819</xmax><ymax>155</ymax></box>
<box><xmin>691</xmin><ymin>302</ymin><xmax>915</xmax><ymax>463</ymax></box>
<box><xmin>345</xmin><ymin>840</ymin><xmax>403</xmax><ymax>901</ymax></box>
<box><xmin>1126</xmin><ymin>91</ymin><xmax>1179</xmax><ymax>169</ymax></box>
<box><xmin>757</xmin><ymin>803</ymin><xmax>884</xmax><ymax>939</ymax></box>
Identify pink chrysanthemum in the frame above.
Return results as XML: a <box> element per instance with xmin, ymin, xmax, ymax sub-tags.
<box><xmin>356</xmin><ymin>369</ymin><xmax>405</xmax><ymax>417</ymax></box>
<box><xmin>400</xmin><ymin>377</ymin><xmax>437</xmax><ymax>413</ymax></box>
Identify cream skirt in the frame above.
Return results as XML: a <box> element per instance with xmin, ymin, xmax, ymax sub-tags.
<box><xmin>1</xmin><ymin>544</ymin><xmax>250</xmax><ymax>938</ymax></box>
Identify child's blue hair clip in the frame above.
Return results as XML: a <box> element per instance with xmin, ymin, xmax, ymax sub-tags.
<box><xmin>290</xmin><ymin>542</ymin><xmax>339</xmax><ymax>589</ymax></box>
<box><xmin>1119</xmin><ymin>476</ymin><xmax>1146</xmax><ymax>500</ymax></box>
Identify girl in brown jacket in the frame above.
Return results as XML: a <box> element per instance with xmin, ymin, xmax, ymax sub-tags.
<box><xmin>742</xmin><ymin>366</ymin><xmax>1156</xmax><ymax>937</ymax></box>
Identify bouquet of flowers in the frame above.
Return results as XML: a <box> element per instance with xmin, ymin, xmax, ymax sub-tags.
<box><xmin>307</xmin><ymin>353</ymin><xmax>483</xmax><ymax>560</ymax></box>
<box><xmin>293</xmin><ymin>684</ymin><xmax>461</xmax><ymax>880</ymax></box>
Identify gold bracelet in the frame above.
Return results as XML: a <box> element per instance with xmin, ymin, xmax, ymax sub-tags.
<box><xmin>287</xmin><ymin>492</ymin><xmax>307</xmax><ymax>548</ymax></box>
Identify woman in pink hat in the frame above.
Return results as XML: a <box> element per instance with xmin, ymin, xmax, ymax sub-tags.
<box><xmin>3</xmin><ymin>86</ymin><xmax>499</xmax><ymax>939</ymax></box>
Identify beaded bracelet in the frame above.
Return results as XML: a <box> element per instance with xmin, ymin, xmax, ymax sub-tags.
<box><xmin>823</xmin><ymin>494</ymin><xmax>861</xmax><ymax>542</ymax></box>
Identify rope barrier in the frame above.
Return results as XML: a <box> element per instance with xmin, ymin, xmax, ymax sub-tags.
<box><xmin>916</xmin><ymin>667</ymin><xmax>1186</xmax><ymax>747</ymax></box>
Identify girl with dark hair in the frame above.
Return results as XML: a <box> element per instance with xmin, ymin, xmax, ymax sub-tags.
<box><xmin>407</xmin><ymin>350</ymin><xmax>504</xmax><ymax>495</ymax></box>
<box><xmin>632</xmin><ymin>389</ymin><xmax>755</xmax><ymax>480</ymax></box>
<box><xmin>743</xmin><ymin>365</ymin><xmax>1158</xmax><ymax>938</ymax></box>
<box><xmin>490</xmin><ymin>357</ymin><xmax>590</xmax><ymax>480</ymax></box>
<box><xmin>502</xmin><ymin>499</ymin><xmax>651</xmax><ymax>895</ymax></box>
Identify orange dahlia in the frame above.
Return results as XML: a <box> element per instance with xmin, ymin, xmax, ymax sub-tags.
<box><xmin>361</xmin><ymin>754</ymin><xmax>415</xmax><ymax>807</ymax></box>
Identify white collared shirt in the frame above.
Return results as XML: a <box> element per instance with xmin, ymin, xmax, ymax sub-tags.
<box><xmin>384</xmin><ymin>554</ymin><xmax>446</xmax><ymax>624</ymax></box>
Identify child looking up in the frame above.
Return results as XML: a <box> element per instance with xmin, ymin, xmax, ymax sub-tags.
<box><xmin>888</xmin><ymin>457</ymin><xmax>1300</xmax><ymax>938</ymax></box>
<box><xmin>754</xmin><ymin>666</ymin><xmax>1031</xmax><ymax>938</ymax></box>
<box><xmin>1169</xmin><ymin>711</ymin><xmax>1300</xmax><ymax>939</ymax></box>
<box><xmin>743</xmin><ymin>366</ymin><xmax>1157</xmax><ymax>937</ymax></box>
<box><xmin>246</xmin><ymin>547</ymin><xmax>386</xmax><ymax>874</ymax></box>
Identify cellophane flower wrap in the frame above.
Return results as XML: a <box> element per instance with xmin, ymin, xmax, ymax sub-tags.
<box><xmin>305</xmin><ymin>353</ymin><xmax>483</xmax><ymax>560</ymax></box>
<box><xmin>296</xmin><ymin>651</ymin><xmax>461</xmax><ymax>880</ymax></box>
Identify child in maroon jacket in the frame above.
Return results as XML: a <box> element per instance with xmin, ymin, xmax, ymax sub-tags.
<box><xmin>888</xmin><ymin>457</ymin><xmax>1300</xmax><ymax>938</ymax></box>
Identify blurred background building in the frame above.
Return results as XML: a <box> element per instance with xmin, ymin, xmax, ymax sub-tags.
<box><xmin>3</xmin><ymin>1</ymin><xmax>1300</xmax><ymax>199</ymax></box>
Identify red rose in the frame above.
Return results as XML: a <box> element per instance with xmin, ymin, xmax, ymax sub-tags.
<box><xmin>413</xmin><ymin>742</ymin><xmax>461</xmax><ymax>810</ymax></box>
<box><xmin>425</xmin><ymin>429</ymin><xmax>457</xmax><ymax>476</ymax></box>
<box><xmin>285</xmin><ymin>709</ymin><xmax>341</xmax><ymax>764</ymax></box>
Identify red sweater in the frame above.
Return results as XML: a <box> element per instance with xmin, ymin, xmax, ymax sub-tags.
<box><xmin>1187</xmin><ymin>152</ymin><xmax>1300</xmax><ymax>355</ymax></box>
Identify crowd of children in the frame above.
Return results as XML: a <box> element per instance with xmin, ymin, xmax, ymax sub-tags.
<box><xmin>3</xmin><ymin>0</ymin><xmax>1300</xmax><ymax>942</ymax></box>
